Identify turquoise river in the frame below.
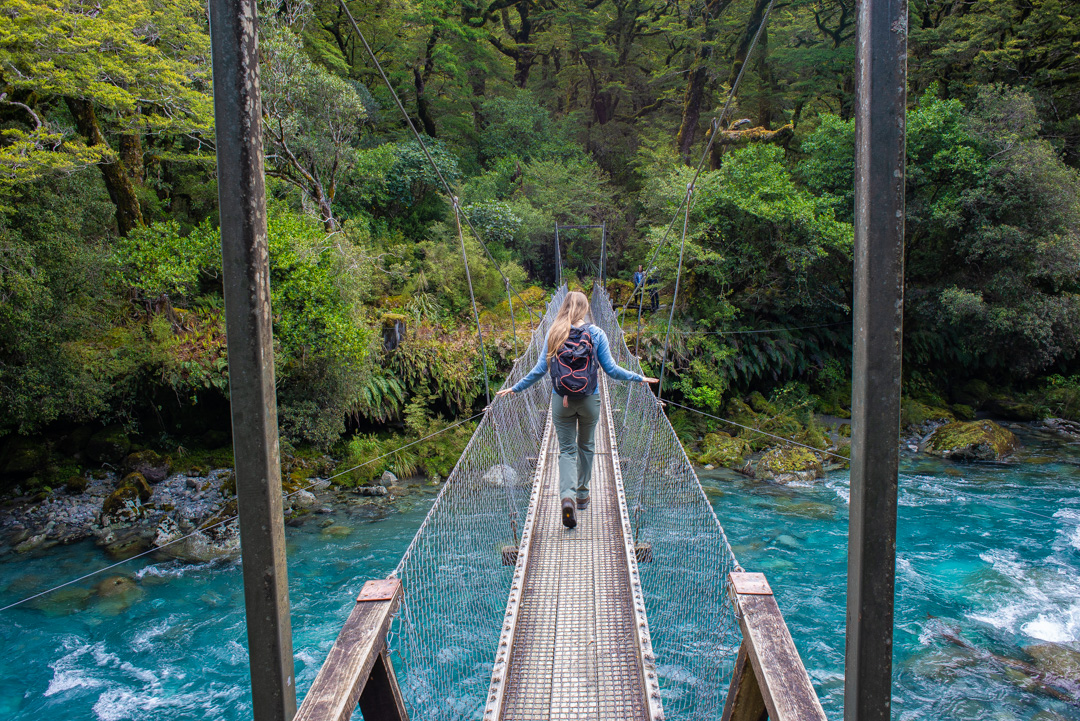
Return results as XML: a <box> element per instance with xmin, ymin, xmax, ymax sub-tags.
<box><xmin>1</xmin><ymin>426</ymin><xmax>1078</xmax><ymax>720</ymax></box>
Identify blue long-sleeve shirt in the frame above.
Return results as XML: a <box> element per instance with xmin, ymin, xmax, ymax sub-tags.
<box><xmin>511</xmin><ymin>325</ymin><xmax>644</xmax><ymax>394</ymax></box>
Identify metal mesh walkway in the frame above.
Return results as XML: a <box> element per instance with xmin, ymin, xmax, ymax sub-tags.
<box><xmin>484</xmin><ymin>377</ymin><xmax>663</xmax><ymax>721</ymax></box>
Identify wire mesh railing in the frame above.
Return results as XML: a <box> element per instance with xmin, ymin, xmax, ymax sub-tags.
<box><xmin>386</xmin><ymin>286</ymin><xmax>566</xmax><ymax>720</ymax></box>
<box><xmin>591</xmin><ymin>283</ymin><xmax>744</xmax><ymax>720</ymax></box>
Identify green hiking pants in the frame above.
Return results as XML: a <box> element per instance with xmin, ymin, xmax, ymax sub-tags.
<box><xmin>551</xmin><ymin>392</ymin><xmax>601</xmax><ymax>502</ymax></box>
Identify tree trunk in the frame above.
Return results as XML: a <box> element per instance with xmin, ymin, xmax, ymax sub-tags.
<box><xmin>727</xmin><ymin>0</ymin><xmax>771</xmax><ymax>87</ymax></box>
<box><xmin>414</xmin><ymin>27</ymin><xmax>440</xmax><ymax>137</ymax></box>
<box><xmin>413</xmin><ymin>68</ymin><xmax>438</xmax><ymax>137</ymax></box>
<box><xmin>676</xmin><ymin>65</ymin><xmax>708</xmax><ymax>163</ymax></box>
<box><xmin>756</xmin><ymin>27</ymin><xmax>773</xmax><ymax>128</ymax></box>
<box><xmin>675</xmin><ymin>0</ymin><xmax>733</xmax><ymax>163</ymax></box>
<box><xmin>119</xmin><ymin>134</ymin><xmax>145</xmax><ymax>183</ymax></box>
<box><xmin>65</xmin><ymin>97</ymin><xmax>143</xmax><ymax>236</ymax></box>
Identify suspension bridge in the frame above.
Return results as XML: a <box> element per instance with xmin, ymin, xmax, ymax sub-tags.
<box><xmin>200</xmin><ymin>0</ymin><xmax>909</xmax><ymax>712</ymax></box>
<box><xmin>293</xmin><ymin>284</ymin><xmax>826</xmax><ymax>721</ymax></box>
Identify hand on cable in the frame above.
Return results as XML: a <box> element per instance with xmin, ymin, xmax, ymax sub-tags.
<box><xmin>495</xmin><ymin>388</ymin><xmax>515</xmax><ymax>398</ymax></box>
<box><xmin>641</xmin><ymin>377</ymin><xmax>659</xmax><ymax>385</ymax></box>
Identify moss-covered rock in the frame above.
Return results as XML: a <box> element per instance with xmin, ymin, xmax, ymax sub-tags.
<box><xmin>101</xmin><ymin>472</ymin><xmax>151</xmax><ymax>519</ymax></box>
<box><xmin>985</xmin><ymin>396</ymin><xmax>1040</xmax><ymax>421</ymax></box>
<box><xmin>697</xmin><ymin>432</ymin><xmax>751</xmax><ymax>468</ymax></box>
<box><xmin>755</xmin><ymin>446</ymin><xmax>824</xmax><ymax>484</ymax></box>
<box><xmin>950</xmin><ymin>404</ymin><xmax>976</xmax><ymax>421</ymax></box>
<box><xmin>900</xmin><ymin>398</ymin><xmax>955</xmax><ymax>428</ymax></box>
<box><xmin>86</xmin><ymin>426</ymin><xmax>131</xmax><ymax>463</ymax></box>
<box><xmin>124</xmin><ymin>450</ymin><xmax>172</xmax><ymax>483</ymax></box>
<box><xmin>923</xmin><ymin>420</ymin><xmax>1020</xmax><ymax>461</ymax></box>
<box><xmin>954</xmin><ymin>379</ymin><xmax>991</xmax><ymax>409</ymax></box>
<box><xmin>65</xmin><ymin>475</ymin><xmax>89</xmax><ymax>494</ymax></box>
<box><xmin>95</xmin><ymin>575</ymin><xmax>138</xmax><ymax>597</ymax></box>
<box><xmin>220</xmin><ymin>470</ymin><xmax>236</xmax><ymax>496</ymax></box>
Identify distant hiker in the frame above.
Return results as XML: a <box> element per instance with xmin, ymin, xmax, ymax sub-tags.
<box><xmin>495</xmin><ymin>291</ymin><xmax>658</xmax><ymax>529</ymax></box>
<box><xmin>633</xmin><ymin>265</ymin><xmax>644</xmax><ymax>288</ymax></box>
<box><xmin>647</xmin><ymin>272</ymin><xmax>660</xmax><ymax>312</ymax></box>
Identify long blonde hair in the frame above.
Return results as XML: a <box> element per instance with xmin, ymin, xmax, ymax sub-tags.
<box><xmin>547</xmin><ymin>291</ymin><xmax>590</xmax><ymax>358</ymax></box>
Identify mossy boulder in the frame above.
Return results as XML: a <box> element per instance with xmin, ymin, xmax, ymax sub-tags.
<box><xmin>220</xmin><ymin>470</ymin><xmax>236</xmax><ymax>496</ymax></box>
<box><xmin>950</xmin><ymin>404</ymin><xmax>976</xmax><ymax>421</ymax></box>
<box><xmin>923</xmin><ymin>420</ymin><xmax>1020</xmax><ymax>461</ymax></box>
<box><xmin>86</xmin><ymin>426</ymin><xmax>131</xmax><ymax>464</ymax></box>
<box><xmin>101</xmin><ymin>472</ymin><xmax>151</xmax><ymax>519</ymax></box>
<box><xmin>124</xmin><ymin>450</ymin><xmax>172</xmax><ymax>483</ymax></box>
<box><xmin>65</xmin><ymin>475</ymin><xmax>89</xmax><ymax>494</ymax></box>
<box><xmin>954</xmin><ymin>379</ymin><xmax>991</xmax><ymax>409</ymax></box>
<box><xmin>985</xmin><ymin>396</ymin><xmax>1040</xmax><ymax>421</ymax></box>
<box><xmin>900</xmin><ymin>398</ymin><xmax>955</xmax><ymax>428</ymax></box>
<box><xmin>755</xmin><ymin>446</ymin><xmax>824</xmax><ymax>484</ymax></box>
<box><xmin>95</xmin><ymin>575</ymin><xmax>138</xmax><ymax>597</ymax></box>
<box><xmin>697</xmin><ymin>432</ymin><xmax>751</xmax><ymax>468</ymax></box>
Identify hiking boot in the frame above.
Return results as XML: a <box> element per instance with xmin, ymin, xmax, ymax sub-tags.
<box><xmin>562</xmin><ymin>498</ymin><xmax>577</xmax><ymax>529</ymax></box>
<box><xmin>576</xmin><ymin>496</ymin><xmax>590</xmax><ymax>511</ymax></box>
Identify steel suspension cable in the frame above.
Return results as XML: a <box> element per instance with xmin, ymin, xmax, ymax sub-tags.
<box><xmin>335</xmin><ymin>0</ymin><xmax>542</xmax><ymax>326</ymax></box>
<box><xmin>453</xmin><ymin>198</ymin><xmax>492</xmax><ymax>405</ymax></box>
<box><xmin>657</xmin><ymin>183</ymin><xmax>694</xmax><ymax>401</ymax></box>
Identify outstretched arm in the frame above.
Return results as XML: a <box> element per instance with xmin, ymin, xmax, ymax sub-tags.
<box><xmin>497</xmin><ymin>353</ymin><xmax>549</xmax><ymax>397</ymax></box>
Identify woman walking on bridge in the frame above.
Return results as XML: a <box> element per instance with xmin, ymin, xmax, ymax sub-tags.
<box><xmin>496</xmin><ymin>291</ymin><xmax>658</xmax><ymax>529</ymax></box>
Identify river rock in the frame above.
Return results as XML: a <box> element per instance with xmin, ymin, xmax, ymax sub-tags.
<box><xmin>101</xmin><ymin>473</ymin><xmax>151</xmax><ymax>522</ymax></box>
<box><xmin>922</xmin><ymin>420</ymin><xmax>1020</xmax><ymax>461</ymax></box>
<box><xmin>293</xmin><ymin>490</ymin><xmax>317</xmax><ymax>508</ymax></box>
<box><xmin>163</xmin><ymin>525</ymin><xmax>240</xmax><ymax>562</ymax></box>
<box><xmin>86</xmin><ymin>426</ymin><xmax>131</xmax><ymax>464</ymax></box>
<box><xmin>380</xmin><ymin>470</ymin><xmax>398</xmax><ymax>485</ymax></box>
<box><xmin>697</xmin><ymin>432</ymin><xmax>751</xmax><ymax>468</ymax></box>
<box><xmin>754</xmin><ymin>446</ymin><xmax>824</xmax><ymax>484</ymax></box>
<box><xmin>102</xmin><ymin>527</ymin><xmax>153</xmax><ymax>559</ymax></box>
<box><xmin>1024</xmin><ymin>643</ymin><xmax>1080</xmax><ymax>684</ymax></box>
<box><xmin>95</xmin><ymin>575</ymin><xmax>138</xmax><ymax>598</ymax></box>
<box><xmin>1041</xmin><ymin>418</ymin><xmax>1080</xmax><ymax>441</ymax></box>
<box><xmin>154</xmin><ymin>516</ymin><xmax>183</xmax><ymax>547</ymax></box>
<box><xmin>14</xmin><ymin>532</ymin><xmax>48</xmax><ymax>553</ymax></box>
<box><xmin>483</xmin><ymin>464</ymin><xmax>519</xmax><ymax>487</ymax></box>
<box><xmin>124</xmin><ymin>450</ymin><xmax>172</xmax><ymax>483</ymax></box>
<box><xmin>355</xmin><ymin>485</ymin><xmax>388</xmax><ymax>497</ymax></box>
<box><xmin>65</xmin><ymin>475</ymin><xmax>89</xmax><ymax>494</ymax></box>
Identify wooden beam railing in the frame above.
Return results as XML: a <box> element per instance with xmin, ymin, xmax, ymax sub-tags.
<box><xmin>295</xmin><ymin>578</ymin><xmax>408</xmax><ymax>721</ymax></box>
<box><xmin>721</xmin><ymin>572</ymin><xmax>828</xmax><ymax>721</ymax></box>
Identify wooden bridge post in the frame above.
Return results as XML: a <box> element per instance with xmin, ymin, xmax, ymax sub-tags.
<box><xmin>722</xmin><ymin>573</ymin><xmax>827</xmax><ymax>721</ymax></box>
<box><xmin>295</xmin><ymin>579</ymin><xmax>408</xmax><ymax>721</ymax></box>
<box><xmin>848</xmin><ymin>0</ymin><xmax>907</xmax><ymax>716</ymax></box>
<box><xmin>208</xmin><ymin>0</ymin><xmax>297</xmax><ymax>718</ymax></box>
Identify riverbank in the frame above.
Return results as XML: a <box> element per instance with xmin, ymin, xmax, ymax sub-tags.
<box><xmin>1</xmin><ymin>423</ymin><xmax>1078</xmax><ymax>719</ymax></box>
<box><xmin>3</xmin><ymin>413</ymin><xmax>1077</xmax><ymax>562</ymax></box>
<box><xmin>0</xmin><ymin>453</ymin><xmax>439</xmax><ymax>564</ymax></box>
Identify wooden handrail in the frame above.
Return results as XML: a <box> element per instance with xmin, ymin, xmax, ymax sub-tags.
<box><xmin>295</xmin><ymin>578</ymin><xmax>408</xmax><ymax>721</ymax></box>
<box><xmin>721</xmin><ymin>572</ymin><xmax>827</xmax><ymax>721</ymax></box>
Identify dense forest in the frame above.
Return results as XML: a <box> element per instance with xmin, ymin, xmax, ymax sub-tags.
<box><xmin>2</xmin><ymin>0</ymin><xmax>1079</xmax><ymax>484</ymax></box>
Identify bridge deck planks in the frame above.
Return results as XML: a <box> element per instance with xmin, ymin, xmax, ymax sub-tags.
<box><xmin>487</xmin><ymin>380</ymin><xmax>660</xmax><ymax>721</ymax></box>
